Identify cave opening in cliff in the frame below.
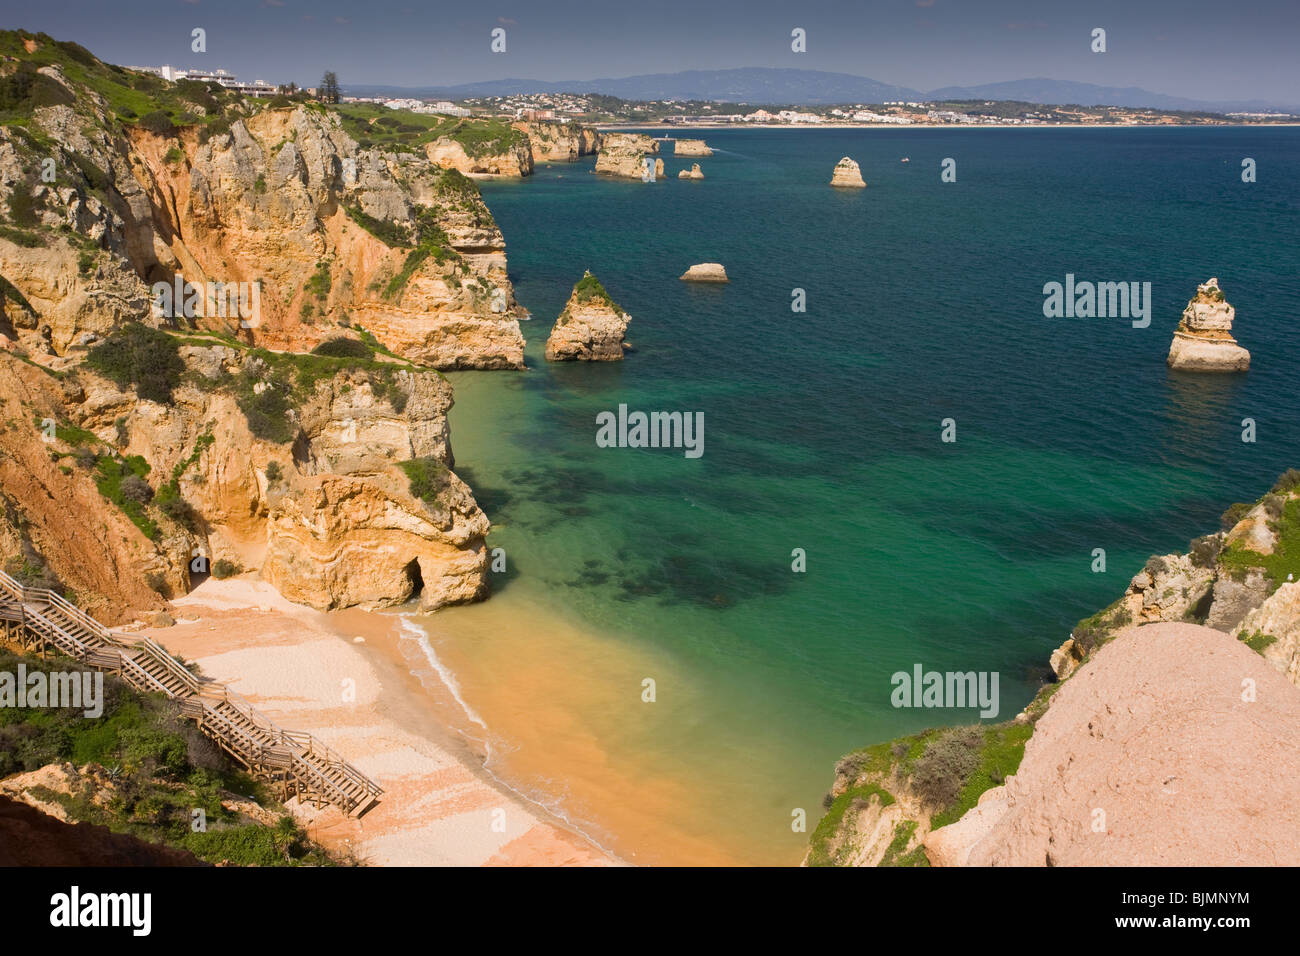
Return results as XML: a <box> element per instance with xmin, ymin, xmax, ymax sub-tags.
<box><xmin>402</xmin><ymin>558</ymin><xmax>424</xmax><ymax>602</ymax></box>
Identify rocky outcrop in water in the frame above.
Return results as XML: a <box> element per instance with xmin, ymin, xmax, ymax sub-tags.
<box><xmin>544</xmin><ymin>272</ymin><xmax>630</xmax><ymax>362</ymax></box>
<box><xmin>595</xmin><ymin>133</ymin><xmax>663</xmax><ymax>180</ymax></box>
<box><xmin>673</xmin><ymin>138</ymin><xmax>713</xmax><ymax>157</ymax></box>
<box><xmin>1167</xmin><ymin>278</ymin><xmax>1250</xmax><ymax>372</ymax></box>
<box><xmin>680</xmin><ymin>262</ymin><xmax>728</xmax><ymax>282</ymax></box>
<box><xmin>830</xmin><ymin>156</ymin><xmax>866</xmax><ymax>188</ymax></box>
<box><xmin>677</xmin><ymin>163</ymin><xmax>704</xmax><ymax>180</ymax></box>
<box><xmin>425</xmin><ymin>134</ymin><xmax>534</xmax><ymax>178</ymax></box>
<box><xmin>514</xmin><ymin>121</ymin><xmax>598</xmax><ymax>162</ymax></box>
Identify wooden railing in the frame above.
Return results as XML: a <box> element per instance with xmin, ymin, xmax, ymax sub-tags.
<box><xmin>0</xmin><ymin>566</ymin><xmax>382</xmax><ymax>816</ymax></box>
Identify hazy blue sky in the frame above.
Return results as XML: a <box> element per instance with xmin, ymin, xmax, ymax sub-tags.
<box><xmin>8</xmin><ymin>0</ymin><xmax>1299</xmax><ymax>101</ymax></box>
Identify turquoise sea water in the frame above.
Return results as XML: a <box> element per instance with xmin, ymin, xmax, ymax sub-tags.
<box><xmin>431</xmin><ymin>127</ymin><xmax>1300</xmax><ymax>864</ymax></box>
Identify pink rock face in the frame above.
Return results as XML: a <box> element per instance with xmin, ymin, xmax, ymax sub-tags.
<box><xmin>957</xmin><ymin>623</ymin><xmax>1300</xmax><ymax>866</ymax></box>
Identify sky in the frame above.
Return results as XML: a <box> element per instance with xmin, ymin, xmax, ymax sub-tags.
<box><xmin>5</xmin><ymin>0</ymin><xmax>1299</xmax><ymax>102</ymax></box>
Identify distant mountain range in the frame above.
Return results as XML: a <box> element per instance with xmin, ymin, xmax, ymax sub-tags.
<box><xmin>346</xmin><ymin>68</ymin><xmax>1296</xmax><ymax>114</ymax></box>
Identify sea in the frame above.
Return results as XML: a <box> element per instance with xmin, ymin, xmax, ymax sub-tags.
<box><xmin>395</xmin><ymin>126</ymin><xmax>1300</xmax><ymax>865</ymax></box>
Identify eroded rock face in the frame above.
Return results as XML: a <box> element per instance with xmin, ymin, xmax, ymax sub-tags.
<box><xmin>514</xmin><ymin>121</ymin><xmax>598</xmax><ymax>162</ymax></box>
<box><xmin>544</xmin><ymin>272</ymin><xmax>630</xmax><ymax>362</ymax></box>
<box><xmin>677</xmin><ymin>163</ymin><xmax>704</xmax><ymax>180</ymax></box>
<box><xmin>263</xmin><ymin>469</ymin><xmax>488</xmax><ymax>611</ymax></box>
<box><xmin>1167</xmin><ymin>278</ymin><xmax>1250</xmax><ymax>372</ymax></box>
<box><xmin>673</xmin><ymin>139</ymin><xmax>713</xmax><ymax>157</ymax></box>
<box><xmin>950</xmin><ymin>624</ymin><xmax>1300</xmax><ymax>866</ymax></box>
<box><xmin>425</xmin><ymin>136</ymin><xmax>533</xmax><ymax>178</ymax></box>
<box><xmin>0</xmin><ymin>343</ymin><xmax>490</xmax><ymax>618</ymax></box>
<box><xmin>595</xmin><ymin>133</ymin><xmax>662</xmax><ymax>180</ymax></box>
<box><xmin>830</xmin><ymin>156</ymin><xmax>866</xmax><ymax>188</ymax></box>
<box><xmin>1238</xmin><ymin>582</ymin><xmax>1300</xmax><ymax>685</ymax></box>
<box><xmin>1</xmin><ymin>99</ymin><xmax>525</xmax><ymax>370</ymax></box>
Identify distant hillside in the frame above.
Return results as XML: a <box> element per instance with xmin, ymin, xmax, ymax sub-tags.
<box><xmin>349</xmin><ymin>67</ymin><xmax>1298</xmax><ymax>114</ymax></box>
<box><xmin>926</xmin><ymin>78</ymin><xmax>1294</xmax><ymax>114</ymax></box>
<box><xmin>350</xmin><ymin>67</ymin><xmax>923</xmax><ymax>105</ymax></box>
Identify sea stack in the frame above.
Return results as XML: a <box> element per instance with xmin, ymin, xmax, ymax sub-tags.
<box><xmin>677</xmin><ymin>163</ymin><xmax>704</xmax><ymax>180</ymax></box>
<box><xmin>1167</xmin><ymin>278</ymin><xmax>1250</xmax><ymax>372</ymax></box>
<box><xmin>679</xmin><ymin>263</ymin><xmax>728</xmax><ymax>283</ymax></box>
<box><xmin>594</xmin><ymin>132</ymin><xmax>664</xmax><ymax>180</ymax></box>
<box><xmin>544</xmin><ymin>271</ymin><xmax>631</xmax><ymax>361</ymax></box>
<box><xmin>674</xmin><ymin>138</ymin><xmax>713</xmax><ymax>156</ymax></box>
<box><xmin>830</xmin><ymin>157</ymin><xmax>866</xmax><ymax>188</ymax></box>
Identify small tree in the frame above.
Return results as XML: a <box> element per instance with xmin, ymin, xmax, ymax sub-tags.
<box><xmin>319</xmin><ymin>72</ymin><xmax>340</xmax><ymax>105</ymax></box>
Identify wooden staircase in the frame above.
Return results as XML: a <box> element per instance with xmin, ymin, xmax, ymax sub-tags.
<box><xmin>0</xmin><ymin>567</ymin><xmax>382</xmax><ymax>817</ymax></box>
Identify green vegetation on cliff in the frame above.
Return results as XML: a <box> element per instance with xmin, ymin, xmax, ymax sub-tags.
<box><xmin>0</xmin><ymin>647</ymin><xmax>341</xmax><ymax>865</ymax></box>
<box><xmin>808</xmin><ymin>720</ymin><xmax>1033</xmax><ymax>867</ymax></box>
<box><xmin>86</xmin><ymin>323</ymin><xmax>186</xmax><ymax>404</ymax></box>
<box><xmin>399</xmin><ymin>456</ymin><xmax>449</xmax><ymax>503</ymax></box>
<box><xmin>333</xmin><ymin>103</ymin><xmax>528</xmax><ymax>158</ymax></box>
<box><xmin>0</xmin><ymin>30</ymin><xmax>258</xmax><ymax>134</ymax></box>
<box><xmin>1219</xmin><ymin>496</ymin><xmax>1300</xmax><ymax>587</ymax></box>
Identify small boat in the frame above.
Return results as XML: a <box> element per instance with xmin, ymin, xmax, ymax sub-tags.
<box><xmin>900</xmin><ymin>157</ymin><xmax>910</xmax><ymax>163</ymax></box>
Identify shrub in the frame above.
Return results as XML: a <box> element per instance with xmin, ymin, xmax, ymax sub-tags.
<box><xmin>264</xmin><ymin>461</ymin><xmax>283</xmax><ymax>483</ymax></box>
<box><xmin>86</xmin><ymin>323</ymin><xmax>186</xmax><ymax>404</ymax></box>
<box><xmin>1272</xmin><ymin>469</ymin><xmax>1300</xmax><ymax>495</ymax></box>
<box><xmin>310</xmin><ymin>336</ymin><xmax>371</xmax><ymax>360</ymax></box>
<box><xmin>211</xmin><ymin>559</ymin><xmax>241</xmax><ymax>579</ymax></box>
<box><xmin>119</xmin><ymin>474</ymin><xmax>154</xmax><ymax>504</ymax></box>
<box><xmin>399</xmin><ymin>456</ymin><xmax>448</xmax><ymax>503</ymax></box>
<box><xmin>137</xmin><ymin>110</ymin><xmax>177</xmax><ymax>138</ymax></box>
<box><xmin>1143</xmin><ymin>555</ymin><xmax>1168</xmax><ymax>577</ymax></box>
<box><xmin>910</xmin><ymin>726</ymin><xmax>983</xmax><ymax>810</ymax></box>
<box><xmin>1189</xmin><ymin>534</ymin><xmax>1223</xmax><ymax>569</ymax></box>
<box><xmin>1220</xmin><ymin>501</ymin><xmax>1252</xmax><ymax>531</ymax></box>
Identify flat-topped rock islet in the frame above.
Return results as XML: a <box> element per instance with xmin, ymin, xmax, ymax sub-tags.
<box><xmin>679</xmin><ymin>263</ymin><xmax>729</xmax><ymax>282</ymax></box>
<box><xmin>673</xmin><ymin>138</ymin><xmax>713</xmax><ymax>156</ymax></box>
<box><xmin>830</xmin><ymin>156</ymin><xmax>866</xmax><ymax>188</ymax></box>
<box><xmin>544</xmin><ymin>272</ymin><xmax>631</xmax><ymax>362</ymax></box>
<box><xmin>1167</xmin><ymin>278</ymin><xmax>1250</xmax><ymax>372</ymax></box>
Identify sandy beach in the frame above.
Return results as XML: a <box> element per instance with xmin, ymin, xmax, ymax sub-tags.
<box><xmin>136</xmin><ymin>577</ymin><xmax>617</xmax><ymax>867</ymax></box>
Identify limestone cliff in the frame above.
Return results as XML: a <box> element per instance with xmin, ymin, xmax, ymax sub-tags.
<box><xmin>830</xmin><ymin>156</ymin><xmax>866</xmax><ymax>188</ymax></box>
<box><xmin>595</xmin><ymin>133</ymin><xmax>663</xmax><ymax>180</ymax></box>
<box><xmin>1167</xmin><ymin>277</ymin><xmax>1250</xmax><ymax>372</ymax></box>
<box><xmin>425</xmin><ymin>131</ymin><xmax>533</xmax><ymax>178</ymax></box>
<box><xmin>514</xmin><ymin>121</ymin><xmax>598</xmax><ymax>162</ymax></box>
<box><xmin>0</xmin><ymin>331</ymin><xmax>489</xmax><ymax>618</ymax></box>
<box><xmin>0</xmin><ymin>36</ymin><xmax>525</xmax><ymax>370</ymax></box>
<box><xmin>544</xmin><ymin>272</ymin><xmax>630</xmax><ymax>362</ymax></box>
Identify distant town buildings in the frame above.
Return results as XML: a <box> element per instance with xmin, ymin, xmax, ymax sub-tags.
<box><xmin>124</xmin><ymin>64</ymin><xmax>276</xmax><ymax>97</ymax></box>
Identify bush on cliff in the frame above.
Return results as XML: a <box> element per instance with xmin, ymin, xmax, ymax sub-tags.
<box><xmin>86</xmin><ymin>323</ymin><xmax>186</xmax><ymax>404</ymax></box>
<box><xmin>311</xmin><ymin>337</ymin><xmax>372</xmax><ymax>360</ymax></box>
<box><xmin>399</xmin><ymin>456</ymin><xmax>449</xmax><ymax>504</ymax></box>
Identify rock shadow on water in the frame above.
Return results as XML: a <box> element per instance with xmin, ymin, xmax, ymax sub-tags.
<box><xmin>612</xmin><ymin>551</ymin><xmax>794</xmax><ymax>610</ymax></box>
